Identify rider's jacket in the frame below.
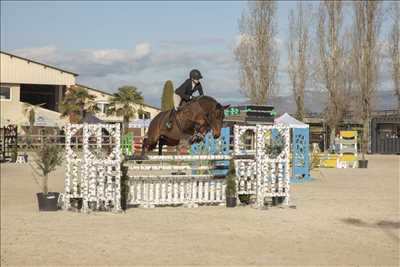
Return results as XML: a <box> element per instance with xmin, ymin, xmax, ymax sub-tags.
<box><xmin>175</xmin><ymin>79</ymin><xmax>204</xmax><ymax>102</ymax></box>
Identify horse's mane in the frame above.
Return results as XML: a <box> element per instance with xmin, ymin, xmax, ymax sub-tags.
<box><xmin>193</xmin><ymin>95</ymin><xmax>219</xmax><ymax>105</ymax></box>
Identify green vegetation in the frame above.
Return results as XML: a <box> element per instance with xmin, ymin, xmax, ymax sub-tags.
<box><xmin>33</xmin><ymin>144</ymin><xmax>63</xmax><ymax>193</ymax></box>
<box><xmin>107</xmin><ymin>86</ymin><xmax>144</xmax><ymax>134</ymax></box>
<box><xmin>59</xmin><ymin>85</ymin><xmax>99</xmax><ymax>123</ymax></box>
<box><xmin>225</xmin><ymin>160</ymin><xmax>237</xmax><ymax>197</ymax></box>
<box><xmin>161</xmin><ymin>80</ymin><xmax>174</xmax><ymax>111</ymax></box>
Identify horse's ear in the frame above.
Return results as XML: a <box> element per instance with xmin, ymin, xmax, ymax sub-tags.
<box><xmin>223</xmin><ymin>104</ymin><xmax>230</xmax><ymax>110</ymax></box>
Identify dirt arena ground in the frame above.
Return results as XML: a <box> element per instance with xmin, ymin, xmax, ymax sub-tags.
<box><xmin>1</xmin><ymin>155</ymin><xmax>399</xmax><ymax>266</ymax></box>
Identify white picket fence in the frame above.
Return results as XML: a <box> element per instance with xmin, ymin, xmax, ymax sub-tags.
<box><xmin>127</xmin><ymin>175</ymin><xmax>226</xmax><ymax>208</ymax></box>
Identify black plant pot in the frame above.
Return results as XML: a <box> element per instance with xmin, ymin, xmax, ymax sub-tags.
<box><xmin>358</xmin><ymin>159</ymin><xmax>368</xmax><ymax>168</ymax></box>
<box><xmin>226</xmin><ymin>196</ymin><xmax>237</xmax><ymax>208</ymax></box>
<box><xmin>272</xmin><ymin>196</ymin><xmax>285</xmax><ymax>206</ymax></box>
<box><xmin>36</xmin><ymin>192</ymin><xmax>60</xmax><ymax>211</ymax></box>
<box><xmin>70</xmin><ymin>198</ymin><xmax>83</xmax><ymax>210</ymax></box>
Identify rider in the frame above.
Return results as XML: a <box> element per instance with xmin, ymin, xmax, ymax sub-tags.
<box><xmin>165</xmin><ymin>69</ymin><xmax>204</xmax><ymax>129</ymax></box>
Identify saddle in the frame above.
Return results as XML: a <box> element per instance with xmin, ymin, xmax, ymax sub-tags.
<box><xmin>164</xmin><ymin>99</ymin><xmax>208</xmax><ymax>143</ymax></box>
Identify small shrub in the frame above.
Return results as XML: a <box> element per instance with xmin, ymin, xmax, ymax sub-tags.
<box><xmin>34</xmin><ymin>144</ymin><xmax>63</xmax><ymax>193</ymax></box>
<box><xmin>264</xmin><ymin>132</ymin><xmax>285</xmax><ymax>158</ymax></box>
<box><xmin>120</xmin><ymin>162</ymin><xmax>129</xmax><ymax>210</ymax></box>
<box><xmin>225</xmin><ymin>160</ymin><xmax>237</xmax><ymax>197</ymax></box>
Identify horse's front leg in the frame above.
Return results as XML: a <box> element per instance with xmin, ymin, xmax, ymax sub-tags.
<box><xmin>158</xmin><ymin>139</ymin><xmax>165</xmax><ymax>155</ymax></box>
<box><xmin>192</xmin><ymin>124</ymin><xmax>208</xmax><ymax>143</ymax></box>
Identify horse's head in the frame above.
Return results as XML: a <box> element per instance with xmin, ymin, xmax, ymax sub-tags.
<box><xmin>207</xmin><ymin>103</ymin><xmax>230</xmax><ymax>139</ymax></box>
<box><xmin>192</xmin><ymin>96</ymin><xmax>229</xmax><ymax>139</ymax></box>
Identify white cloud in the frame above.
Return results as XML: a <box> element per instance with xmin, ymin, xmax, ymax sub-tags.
<box><xmin>9</xmin><ymin>41</ymin><xmax>242</xmax><ymax>106</ymax></box>
<box><xmin>159</xmin><ymin>37</ymin><xmax>227</xmax><ymax>49</ymax></box>
<box><xmin>91</xmin><ymin>49</ymin><xmax>127</xmax><ymax>62</ymax></box>
<box><xmin>134</xmin><ymin>42</ymin><xmax>151</xmax><ymax>59</ymax></box>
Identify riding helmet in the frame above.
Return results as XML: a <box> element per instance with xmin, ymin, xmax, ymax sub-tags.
<box><xmin>189</xmin><ymin>69</ymin><xmax>203</xmax><ymax>80</ymax></box>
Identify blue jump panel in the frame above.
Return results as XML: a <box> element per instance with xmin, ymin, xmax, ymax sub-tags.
<box><xmin>191</xmin><ymin>127</ymin><xmax>230</xmax><ymax>177</ymax></box>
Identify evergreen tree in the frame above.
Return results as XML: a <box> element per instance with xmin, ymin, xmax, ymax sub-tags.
<box><xmin>161</xmin><ymin>80</ymin><xmax>174</xmax><ymax>111</ymax></box>
<box><xmin>107</xmin><ymin>86</ymin><xmax>144</xmax><ymax>134</ymax></box>
<box><xmin>59</xmin><ymin>85</ymin><xmax>99</xmax><ymax>123</ymax></box>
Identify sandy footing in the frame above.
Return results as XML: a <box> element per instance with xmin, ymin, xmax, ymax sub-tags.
<box><xmin>1</xmin><ymin>155</ymin><xmax>399</xmax><ymax>266</ymax></box>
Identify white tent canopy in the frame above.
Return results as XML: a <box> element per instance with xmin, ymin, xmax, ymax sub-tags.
<box><xmin>274</xmin><ymin>113</ymin><xmax>309</xmax><ymax>128</ymax></box>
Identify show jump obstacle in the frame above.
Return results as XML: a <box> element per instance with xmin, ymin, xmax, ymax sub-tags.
<box><xmin>63</xmin><ymin>123</ymin><xmax>291</xmax><ymax>212</ymax></box>
<box><xmin>63</xmin><ymin>123</ymin><xmax>121</xmax><ymax>212</ymax></box>
<box><xmin>126</xmin><ymin>156</ymin><xmax>230</xmax><ymax>208</ymax></box>
<box><xmin>234</xmin><ymin>125</ymin><xmax>291</xmax><ymax>207</ymax></box>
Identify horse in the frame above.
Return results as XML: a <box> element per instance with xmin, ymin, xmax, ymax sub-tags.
<box><xmin>142</xmin><ymin>96</ymin><xmax>229</xmax><ymax>156</ymax></box>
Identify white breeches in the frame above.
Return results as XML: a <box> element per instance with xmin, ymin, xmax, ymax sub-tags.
<box><xmin>173</xmin><ymin>93</ymin><xmax>181</xmax><ymax>110</ymax></box>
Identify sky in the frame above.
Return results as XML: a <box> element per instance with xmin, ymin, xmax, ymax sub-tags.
<box><xmin>0</xmin><ymin>1</ymin><xmax>395</xmax><ymax>108</ymax></box>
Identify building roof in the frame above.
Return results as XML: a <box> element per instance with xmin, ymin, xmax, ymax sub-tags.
<box><xmin>0</xmin><ymin>50</ymin><xmax>78</xmax><ymax>76</ymax></box>
<box><xmin>77</xmin><ymin>83</ymin><xmax>160</xmax><ymax>111</ymax></box>
<box><xmin>77</xmin><ymin>83</ymin><xmax>112</xmax><ymax>96</ymax></box>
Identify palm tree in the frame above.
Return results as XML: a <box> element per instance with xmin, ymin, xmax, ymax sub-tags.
<box><xmin>59</xmin><ymin>85</ymin><xmax>99</xmax><ymax>123</ymax></box>
<box><xmin>107</xmin><ymin>86</ymin><xmax>144</xmax><ymax>134</ymax></box>
<box><xmin>23</xmin><ymin>102</ymin><xmax>45</xmax><ymax>146</ymax></box>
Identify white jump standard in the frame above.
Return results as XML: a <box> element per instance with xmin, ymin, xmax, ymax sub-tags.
<box><xmin>234</xmin><ymin>124</ymin><xmax>291</xmax><ymax>208</ymax></box>
<box><xmin>64</xmin><ymin>123</ymin><xmax>122</xmax><ymax>212</ymax></box>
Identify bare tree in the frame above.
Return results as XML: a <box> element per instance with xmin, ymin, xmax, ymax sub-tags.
<box><xmin>389</xmin><ymin>2</ymin><xmax>399</xmax><ymax>109</ymax></box>
<box><xmin>342</xmin><ymin>30</ymin><xmax>359</xmax><ymax>121</ymax></box>
<box><xmin>317</xmin><ymin>1</ymin><xmax>346</xmax><ymax>147</ymax></box>
<box><xmin>351</xmin><ymin>1</ymin><xmax>383</xmax><ymax>157</ymax></box>
<box><xmin>287</xmin><ymin>2</ymin><xmax>311</xmax><ymax>121</ymax></box>
<box><xmin>235</xmin><ymin>1</ymin><xmax>279</xmax><ymax>105</ymax></box>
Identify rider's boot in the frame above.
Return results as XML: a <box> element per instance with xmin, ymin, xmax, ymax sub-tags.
<box><xmin>165</xmin><ymin>109</ymin><xmax>174</xmax><ymax>130</ymax></box>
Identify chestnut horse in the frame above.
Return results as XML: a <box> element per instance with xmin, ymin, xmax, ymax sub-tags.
<box><xmin>142</xmin><ymin>96</ymin><xmax>229</xmax><ymax>156</ymax></box>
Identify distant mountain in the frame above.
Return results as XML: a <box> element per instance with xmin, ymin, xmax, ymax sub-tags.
<box><xmin>215</xmin><ymin>90</ymin><xmax>328</xmax><ymax>112</ymax></box>
<box><xmin>271</xmin><ymin>91</ymin><xmax>326</xmax><ymax>114</ymax></box>
<box><xmin>271</xmin><ymin>90</ymin><xmax>397</xmax><ymax>114</ymax></box>
<box><xmin>375</xmin><ymin>90</ymin><xmax>397</xmax><ymax>110</ymax></box>
<box><xmin>147</xmin><ymin>89</ymin><xmax>397</xmax><ymax>113</ymax></box>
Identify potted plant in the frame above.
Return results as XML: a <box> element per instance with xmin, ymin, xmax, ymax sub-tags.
<box><xmin>225</xmin><ymin>160</ymin><xmax>237</xmax><ymax>207</ymax></box>
<box><xmin>358</xmin><ymin>154</ymin><xmax>368</xmax><ymax>168</ymax></box>
<box><xmin>33</xmin><ymin>143</ymin><xmax>63</xmax><ymax>211</ymax></box>
<box><xmin>120</xmin><ymin>162</ymin><xmax>129</xmax><ymax>211</ymax></box>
